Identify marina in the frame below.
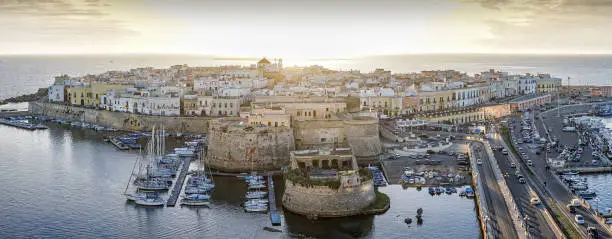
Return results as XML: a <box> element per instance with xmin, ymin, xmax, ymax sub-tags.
<box><xmin>0</xmin><ymin>117</ymin><xmax>47</xmax><ymax>130</ymax></box>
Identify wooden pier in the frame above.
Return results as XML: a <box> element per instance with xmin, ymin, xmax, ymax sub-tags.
<box><xmin>166</xmin><ymin>157</ymin><xmax>192</xmax><ymax>207</ymax></box>
<box><xmin>267</xmin><ymin>172</ymin><xmax>281</xmax><ymax>226</ymax></box>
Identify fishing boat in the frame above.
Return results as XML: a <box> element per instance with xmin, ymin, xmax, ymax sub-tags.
<box><xmin>434</xmin><ymin>187</ymin><xmax>442</xmax><ymax>195</ymax></box>
<box><xmin>428</xmin><ymin>187</ymin><xmax>435</xmax><ymax>195</ymax></box>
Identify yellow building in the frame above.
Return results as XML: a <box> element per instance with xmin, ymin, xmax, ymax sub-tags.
<box><xmin>69</xmin><ymin>83</ymin><xmax>130</xmax><ymax>107</ymax></box>
<box><xmin>418</xmin><ymin>90</ymin><xmax>455</xmax><ymax>112</ymax></box>
<box><xmin>246</xmin><ymin>105</ymin><xmax>291</xmax><ymax>127</ymax></box>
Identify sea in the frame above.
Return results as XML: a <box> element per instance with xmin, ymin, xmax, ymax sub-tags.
<box><xmin>1</xmin><ymin>54</ymin><xmax>612</xmax><ymax>101</ymax></box>
<box><xmin>0</xmin><ymin>124</ymin><xmax>480</xmax><ymax>239</ymax></box>
<box><xmin>1</xmin><ymin>54</ymin><xmax>612</xmax><ymax>238</ymax></box>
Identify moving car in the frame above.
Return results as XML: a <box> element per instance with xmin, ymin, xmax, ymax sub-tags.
<box><xmin>527</xmin><ymin>160</ymin><xmax>533</xmax><ymax>166</ymax></box>
<box><xmin>519</xmin><ymin>177</ymin><xmax>526</xmax><ymax>184</ymax></box>
<box><xmin>477</xmin><ymin>159</ymin><xmax>483</xmax><ymax>165</ymax></box>
<box><xmin>530</xmin><ymin>197</ymin><xmax>541</xmax><ymax>205</ymax></box>
<box><xmin>510</xmin><ymin>162</ymin><xmax>516</xmax><ymax>168</ymax></box>
<box><xmin>575</xmin><ymin>214</ymin><xmax>585</xmax><ymax>224</ymax></box>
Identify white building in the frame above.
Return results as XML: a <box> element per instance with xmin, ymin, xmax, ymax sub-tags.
<box><xmin>518</xmin><ymin>77</ymin><xmax>537</xmax><ymax>95</ymax></box>
<box><xmin>101</xmin><ymin>90</ymin><xmax>180</xmax><ymax>116</ymax></box>
<box><xmin>48</xmin><ymin>84</ymin><xmax>65</xmax><ymax>103</ymax></box>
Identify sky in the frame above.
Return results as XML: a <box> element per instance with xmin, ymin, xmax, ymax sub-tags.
<box><xmin>1</xmin><ymin>0</ymin><xmax>611</xmax><ymax>58</ymax></box>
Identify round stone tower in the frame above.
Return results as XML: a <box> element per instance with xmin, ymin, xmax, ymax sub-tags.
<box><xmin>205</xmin><ymin>118</ymin><xmax>295</xmax><ymax>172</ymax></box>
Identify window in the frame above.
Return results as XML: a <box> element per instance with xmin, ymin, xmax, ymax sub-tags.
<box><xmin>321</xmin><ymin>138</ymin><xmax>326</xmax><ymax>142</ymax></box>
<box><xmin>230</xmin><ymin>103</ymin><xmax>233</xmax><ymax>108</ymax></box>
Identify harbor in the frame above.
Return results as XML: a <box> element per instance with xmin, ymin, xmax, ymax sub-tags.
<box><xmin>0</xmin><ymin>119</ymin><xmax>481</xmax><ymax>239</ymax></box>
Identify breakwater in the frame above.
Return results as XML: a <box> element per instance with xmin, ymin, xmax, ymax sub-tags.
<box><xmin>28</xmin><ymin>101</ymin><xmax>218</xmax><ymax>133</ymax></box>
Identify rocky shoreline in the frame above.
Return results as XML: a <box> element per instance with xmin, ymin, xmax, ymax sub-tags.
<box><xmin>0</xmin><ymin>88</ymin><xmax>47</xmax><ymax>105</ymax></box>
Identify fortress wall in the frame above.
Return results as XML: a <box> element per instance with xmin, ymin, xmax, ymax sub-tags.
<box><xmin>343</xmin><ymin>117</ymin><xmax>382</xmax><ymax>158</ymax></box>
<box><xmin>29</xmin><ymin>102</ymin><xmax>212</xmax><ymax>133</ymax></box>
<box><xmin>205</xmin><ymin>119</ymin><xmax>295</xmax><ymax>172</ymax></box>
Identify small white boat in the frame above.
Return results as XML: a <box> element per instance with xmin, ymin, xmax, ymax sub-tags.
<box><xmin>246</xmin><ymin>198</ymin><xmax>268</xmax><ymax>204</ymax></box>
<box><xmin>246</xmin><ymin>191</ymin><xmax>267</xmax><ymax>199</ymax></box>
<box><xmin>244</xmin><ymin>205</ymin><xmax>268</xmax><ymax>212</ymax></box>
<box><xmin>571</xmin><ymin>183</ymin><xmax>589</xmax><ymax>190</ymax></box>
<box><xmin>135</xmin><ymin>195</ymin><xmax>165</xmax><ymax>206</ymax></box>
<box><xmin>181</xmin><ymin>200</ymin><xmax>210</xmax><ymax>206</ymax></box>
<box><xmin>136</xmin><ymin>181</ymin><xmax>169</xmax><ymax>191</ymax></box>
<box><xmin>174</xmin><ymin>147</ymin><xmax>195</xmax><ymax>156</ymax></box>
<box><xmin>125</xmin><ymin>193</ymin><xmax>147</xmax><ymax>201</ymax></box>
<box><xmin>182</xmin><ymin>194</ymin><xmax>211</xmax><ymax>200</ymax></box>
<box><xmin>185</xmin><ymin>187</ymin><xmax>209</xmax><ymax>194</ymax></box>
<box><xmin>248</xmin><ymin>184</ymin><xmax>267</xmax><ymax>190</ymax></box>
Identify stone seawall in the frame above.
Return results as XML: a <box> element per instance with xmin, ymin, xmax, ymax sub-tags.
<box><xmin>282</xmin><ymin>180</ymin><xmax>376</xmax><ymax>218</ymax></box>
<box><xmin>29</xmin><ymin>101</ymin><xmax>214</xmax><ymax>133</ymax></box>
<box><xmin>205</xmin><ymin>118</ymin><xmax>295</xmax><ymax>172</ymax></box>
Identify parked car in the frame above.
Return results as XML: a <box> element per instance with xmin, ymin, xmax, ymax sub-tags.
<box><xmin>510</xmin><ymin>162</ymin><xmax>516</xmax><ymax>168</ymax></box>
<box><xmin>575</xmin><ymin>215</ymin><xmax>585</xmax><ymax>224</ymax></box>
<box><xmin>588</xmin><ymin>226</ymin><xmax>599</xmax><ymax>238</ymax></box>
<box><xmin>527</xmin><ymin>160</ymin><xmax>533</xmax><ymax>166</ymax></box>
<box><xmin>477</xmin><ymin>159</ymin><xmax>483</xmax><ymax>165</ymax></box>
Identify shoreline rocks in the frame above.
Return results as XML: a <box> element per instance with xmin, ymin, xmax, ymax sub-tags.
<box><xmin>0</xmin><ymin>88</ymin><xmax>47</xmax><ymax>105</ymax></box>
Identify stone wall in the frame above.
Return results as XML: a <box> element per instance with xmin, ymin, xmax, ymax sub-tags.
<box><xmin>282</xmin><ymin>180</ymin><xmax>376</xmax><ymax>218</ymax></box>
<box><xmin>292</xmin><ymin>116</ymin><xmax>382</xmax><ymax>159</ymax></box>
<box><xmin>29</xmin><ymin>101</ymin><xmax>213</xmax><ymax>133</ymax></box>
<box><xmin>293</xmin><ymin>120</ymin><xmax>348</xmax><ymax>149</ymax></box>
<box><xmin>205</xmin><ymin>118</ymin><xmax>295</xmax><ymax>172</ymax></box>
<box><xmin>343</xmin><ymin>117</ymin><xmax>382</xmax><ymax>158</ymax></box>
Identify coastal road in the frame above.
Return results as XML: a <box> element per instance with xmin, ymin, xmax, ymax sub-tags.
<box><xmin>488</xmin><ymin>130</ymin><xmax>558</xmax><ymax>239</ymax></box>
<box><xmin>507</xmin><ymin>112</ymin><xmax>612</xmax><ymax>238</ymax></box>
<box><xmin>471</xmin><ymin>142</ymin><xmax>519</xmax><ymax>239</ymax></box>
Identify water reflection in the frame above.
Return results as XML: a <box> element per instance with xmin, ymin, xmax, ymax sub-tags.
<box><xmin>285</xmin><ymin>210</ymin><xmax>374</xmax><ymax>238</ymax></box>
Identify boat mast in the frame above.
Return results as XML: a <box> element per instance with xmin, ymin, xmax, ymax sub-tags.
<box><xmin>124</xmin><ymin>147</ymin><xmax>142</xmax><ymax>194</ymax></box>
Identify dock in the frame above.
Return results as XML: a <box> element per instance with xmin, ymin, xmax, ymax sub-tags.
<box><xmin>166</xmin><ymin>157</ymin><xmax>192</xmax><ymax>207</ymax></box>
<box><xmin>209</xmin><ymin>171</ymin><xmax>282</xmax><ymax>177</ymax></box>
<box><xmin>0</xmin><ymin>118</ymin><xmax>47</xmax><ymax>130</ymax></box>
<box><xmin>267</xmin><ymin>172</ymin><xmax>281</xmax><ymax>226</ymax></box>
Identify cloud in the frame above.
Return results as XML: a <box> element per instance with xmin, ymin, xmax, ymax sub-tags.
<box><xmin>464</xmin><ymin>0</ymin><xmax>612</xmax><ymax>53</ymax></box>
<box><xmin>0</xmin><ymin>0</ymin><xmax>138</xmax><ymax>54</ymax></box>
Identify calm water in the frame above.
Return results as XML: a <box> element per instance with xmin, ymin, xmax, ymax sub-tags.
<box><xmin>583</xmin><ymin>174</ymin><xmax>612</xmax><ymax>213</ymax></box>
<box><xmin>0</xmin><ymin>123</ymin><xmax>480</xmax><ymax>238</ymax></box>
<box><xmin>2</xmin><ymin>54</ymin><xmax>612</xmax><ymax>100</ymax></box>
